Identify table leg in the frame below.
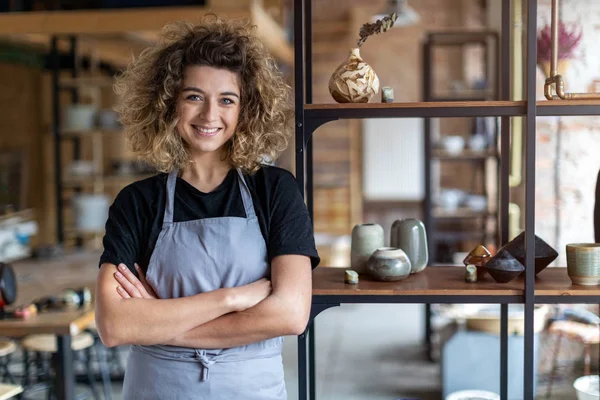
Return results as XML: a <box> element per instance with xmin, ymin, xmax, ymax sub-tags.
<box><xmin>54</xmin><ymin>335</ymin><xmax>74</xmax><ymax>400</ymax></box>
<box><xmin>309</xmin><ymin>321</ymin><xmax>316</xmax><ymax>400</ymax></box>
<box><xmin>298</xmin><ymin>331</ymin><xmax>308</xmax><ymax>400</ymax></box>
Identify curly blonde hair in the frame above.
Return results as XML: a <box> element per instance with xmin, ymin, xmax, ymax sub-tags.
<box><xmin>114</xmin><ymin>16</ymin><xmax>293</xmax><ymax>174</ymax></box>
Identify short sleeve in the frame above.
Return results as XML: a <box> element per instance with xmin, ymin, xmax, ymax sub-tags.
<box><xmin>99</xmin><ymin>185</ymin><xmax>145</xmax><ymax>274</ymax></box>
<box><xmin>267</xmin><ymin>170</ymin><xmax>320</xmax><ymax>268</ymax></box>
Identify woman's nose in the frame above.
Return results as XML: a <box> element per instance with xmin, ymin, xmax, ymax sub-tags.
<box><xmin>199</xmin><ymin>100</ymin><xmax>218</xmax><ymax>121</ymax></box>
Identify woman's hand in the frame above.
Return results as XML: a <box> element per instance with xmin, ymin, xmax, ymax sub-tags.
<box><xmin>229</xmin><ymin>278</ymin><xmax>272</xmax><ymax>312</ymax></box>
<box><xmin>114</xmin><ymin>263</ymin><xmax>158</xmax><ymax>299</ymax></box>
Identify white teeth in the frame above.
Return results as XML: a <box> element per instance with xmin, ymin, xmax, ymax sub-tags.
<box><xmin>195</xmin><ymin>126</ymin><xmax>219</xmax><ymax>134</ymax></box>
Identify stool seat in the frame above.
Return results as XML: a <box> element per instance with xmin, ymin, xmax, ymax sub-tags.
<box><xmin>21</xmin><ymin>332</ymin><xmax>95</xmax><ymax>353</ymax></box>
<box><xmin>0</xmin><ymin>383</ymin><xmax>22</xmax><ymax>400</ymax></box>
<box><xmin>0</xmin><ymin>341</ymin><xmax>16</xmax><ymax>358</ymax></box>
<box><xmin>549</xmin><ymin>320</ymin><xmax>600</xmax><ymax>344</ymax></box>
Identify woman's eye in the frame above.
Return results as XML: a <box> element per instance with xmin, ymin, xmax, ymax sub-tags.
<box><xmin>221</xmin><ymin>98</ymin><xmax>234</xmax><ymax>105</ymax></box>
<box><xmin>186</xmin><ymin>94</ymin><xmax>201</xmax><ymax>101</ymax></box>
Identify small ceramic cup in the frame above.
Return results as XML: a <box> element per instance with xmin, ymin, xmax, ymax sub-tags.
<box><xmin>366</xmin><ymin>247</ymin><xmax>411</xmax><ymax>282</ymax></box>
<box><xmin>566</xmin><ymin>243</ymin><xmax>600</xmax><ymax>285</ymax></box>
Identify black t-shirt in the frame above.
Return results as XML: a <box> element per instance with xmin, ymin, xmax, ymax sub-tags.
<box><xmin>99</xmin><ymin>166</ymin><xmax>320</xmax><ymax>274</ymax></box>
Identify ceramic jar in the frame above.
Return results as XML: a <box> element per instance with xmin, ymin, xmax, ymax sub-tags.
<box><xmin>351</xmin><ymin>223</ymin><xmax>384</xmax><ymax>274</ymax></box>
<box><xmin>367</xmin><ymin>247</ymin><xmax>411</xmax><ymax>282</ymax></box>
<box><xmin>390</xmin><ymin>219</ymin><xmax>428</xmax><ymax>274</ymax></box>
<box><xmin>566</xmin><ymin>243</ymin><xmax>600</xmax><ymax>285</ymax></box>
<box><xmin>328</xmin><ymin>48</ymin><xmax>380</xmax><ymax>103</ymax></box>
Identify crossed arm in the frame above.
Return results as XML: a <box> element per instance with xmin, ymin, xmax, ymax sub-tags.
<box><xmin>94</xmin><ymin>255</ymin><xmax>312</xmax><ymax>348</ymax></box>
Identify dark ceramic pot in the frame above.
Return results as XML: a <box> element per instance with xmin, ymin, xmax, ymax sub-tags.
<box><xmin>503</xmin><ymin>232</ymin><xmax>558</xmax><ymax>275</ymax></box>
<box><xmin>367</xmin><ymin>247</ymin><xmax>411</xmax><ymax>282</ymax></box>
<box><xmin>485</xmin><ymin>249</ymin><xmax>525</xmax><ymax>283</ymax></box>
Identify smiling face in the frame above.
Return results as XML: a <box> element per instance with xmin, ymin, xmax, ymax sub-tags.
<box><xmin>176</xmin><ymin>65</ymin><xmax>241</xmax><ymax>162</ymax></box>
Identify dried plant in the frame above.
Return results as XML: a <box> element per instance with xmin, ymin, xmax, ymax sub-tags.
<box><xmin>537</xmin><ymin>21</ymin><xmax>583</xmax><ymax>63</ymax></box>
<box><xmin>356</xmin><ymin>12</ymin><xmax>398</xmax><ymax>48</ymax></box>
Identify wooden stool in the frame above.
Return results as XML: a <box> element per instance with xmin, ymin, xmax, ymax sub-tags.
<box><xmin>546</xmin><ymin>320</ymin><xmax>600</xmax><ymax>398</ymax></box>
<box><xmin>21</xmin><ymin>332</ymin><xmax>99</xmax><ymax>400</ymax></box>
<box><xmin>0</xmin><ymin>383</ymin><xmax>23</xmax><ymax>400</ymax></box>
<box><xmin>0</xmin><ymin>340</ymin><xmax>17</xmax><ymax>385</ymax></box>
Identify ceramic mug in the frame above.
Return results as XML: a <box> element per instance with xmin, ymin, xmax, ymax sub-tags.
<box><xmin>566</xmin><ymin>243</ymin><xmax>600</xmax><ymax>285</ymax></box>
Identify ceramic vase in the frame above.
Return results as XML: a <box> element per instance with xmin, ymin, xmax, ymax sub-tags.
<box><xmin>390</xmin><ymin>219</ymin><xmax>428</xmax><ymax>274</ymax></box>
<box><xmin>351</xmin><ymin>223</ymin><xmax>384</xmax><ymax>274</ymax></box>
<box><xmin>367</xmin><ymin>247</ymin><xmax>411</xmax><ymax>282</ymax></box>
<box><xmin>328</xmin><ymin>48</ymin><xmax>380</xmax><ymax>103</ymax></box>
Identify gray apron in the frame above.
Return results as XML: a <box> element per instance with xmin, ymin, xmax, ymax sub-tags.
<box><xmin>122</xmin><ymin>169</ymin><xmax>286</xmax><ymax>400</ymax></box>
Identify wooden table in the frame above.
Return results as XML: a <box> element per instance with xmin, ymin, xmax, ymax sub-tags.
<box><xmin>6</xmin><ymin>251</ymin><xmax>100</xmax><ymax>400</ymax></box>
<box><xmin>300</xmin><ymin>266</ymin><xmax>600</xmax><ymax>400</ymax></box>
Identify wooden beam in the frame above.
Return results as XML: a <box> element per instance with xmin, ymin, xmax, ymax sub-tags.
<box><xmin>251</xmin><ymin>1</ymin><xmax>293</xmax><ymax>66</ymax></box>
<box><xmin>0</xmin><ymin>7</ymin><xmax>247</xmax><ymax>34</ymax></box>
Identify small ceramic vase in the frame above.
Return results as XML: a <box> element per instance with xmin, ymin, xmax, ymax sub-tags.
<box><xmin>350</xmin><ymin>223</ymin><xmax>384</xmax><ymax>274</ymax></box>
<box><xmin>485</xmin><ymin>249</ymin><xmax>525</xmax><ymax>283</ymax></box>
<box><xmin>329</xmin><ymin>48</ymin><xmax>380</xmax><ymax>103</ymax></box>
<box><xmin>367</xmin><ymin>247</ymin><xmax>411</xmax><ymax>282</ymax></box>
<box><xmin>503</xmin><ymin>231</ymin><xmax>558</xmax><ymax>275</ymax></box>
<box><xmin>390</xmin><ymin>219</ymin><xmax>428</xmax><ymax>274</ymax></box>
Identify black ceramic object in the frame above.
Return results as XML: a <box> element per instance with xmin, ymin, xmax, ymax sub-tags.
<box><xmin>485</xmin><ymin>249</ymin><xmax>525</xmax><ymax>283</ymax></box>
<box><xmin>502</xmin><ymin>232</ymin><xmax>558</xmax><ymax>275</ymax></box>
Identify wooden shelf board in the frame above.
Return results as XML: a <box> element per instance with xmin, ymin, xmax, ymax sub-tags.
<box><xmin>62</xmin><ymin>174</ymin><xmax>153</xmax><ymax>186</ymax></box>
<box><xmin>60</xmin><ymin>76</ymin><xmax>115</xmax><ymax>88</ymax></box>
<box><xmin>59</xmin><ymin>129</ymin><xmax>123</xmax><ymax>138</ymax></box>
<box><xmin>312</xmin><ymin>266</ymin><xmax>521</xmax><ymax>296</ymax></box>
<box><xmin>433</xmin><ymin>207</ymin><xmax>492</xmax><ymax>218</ymax></box>
<box><xmin>312</xmin><ymin>266</ymin><xmax>600</xmax><ymax>298</ymax></box>
<box><xmin>536</xmin><ymin>100</ymin><xmax>600</xmax><ymax>116</ymax></box>
<box><xmin>305</xmin><ymin>101</ymin><xmax>526</xmax><ymax>119</ymax></box>
<box><xmin>432</xmin><ymin>149</ymin><xmax>497</xmax><ymax>160</ymax></box>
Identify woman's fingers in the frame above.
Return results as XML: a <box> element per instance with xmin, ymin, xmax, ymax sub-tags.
<box><xmin>114</xmin><ymin>264</ymin><xmax>144</xmax><ymax>298</ymax></box>
<box><xmin>134</xmin><ymin>263</ymin><xmax>158</xmax><ymax>299</ymax></box>
<box><xmin>116</xmin><ymin>286</ymin><xmax>131</xmax><ymax>299</ymax></box>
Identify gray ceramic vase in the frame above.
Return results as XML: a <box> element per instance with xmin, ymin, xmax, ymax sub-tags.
<box><xmin>390</xmin><ymin>219</ymin><xmax>428</xmax><ymax>274</ymax></box>
<box><xmin>367</xmin><ymin>247</ymin><xmax>412</xmax><ymax>281</ymax></box>
<box><xmin>351</xmin><ymin>223</ymin><xmax>385</xmax><ymax>274</ymax></box>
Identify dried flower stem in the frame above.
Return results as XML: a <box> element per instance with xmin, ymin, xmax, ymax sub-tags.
<box><xmin>356</xmin><ymin>12</ymin><xmax>398</xmax><ymax>48</ymax></box>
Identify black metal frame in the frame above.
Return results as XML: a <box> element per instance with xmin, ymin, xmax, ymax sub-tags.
<box><xmin>293</xmin><ymin>1</ymin><xmax>599</xmax><ymax>400</ymax></box>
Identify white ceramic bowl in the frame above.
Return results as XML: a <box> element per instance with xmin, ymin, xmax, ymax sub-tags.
<box><xmin>442</xmin><ymin>136</ymin><xmax>465</xmax><ymax>155</ymax></box>
<box><xmin>446</xmin><ymin>390</ymin><xmax>500</xmax><ymax>400</ymax></box>
<box><xmin>574</xmin><ymin>376</ymin><xmax>600</xmax><ymax>400</ymax></box>
<box><xmin>465</xmin><ymin>195</ymin><xmax>487</xmax><ymax>212</ymax></box>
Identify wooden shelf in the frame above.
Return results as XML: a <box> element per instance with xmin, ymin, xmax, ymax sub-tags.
<box><xmin>312</xmin><ymin>266</ymin><xmax>521</xmax><ymax>297</ymax></box>
<box><xmin>432</xmin><ymin>149</ymin><xmax>497</xmax><ymax>160</ymax></box>
<box><xmin>62</xmin><ymin>174</ymin><xmax>153</xmax><ymax>187</ymax></box>
<box><xmin>433</xmin><ymin>207</ymin><xmax>492</xmax><ymax>218</ymax></box>
<box><xmin>537</xmin><ymin>100</ymin><xmax>600</xmax><ymax>116</ymax></box>
<box><xmin>312</xmin><ymin>266</ymin><xmax>600</xmax><ymax>301</ymax></box>
<box><xmin>59</xmin><ymin>129</ymin><xmax>122</xmax><ymax>138</ymax></box>
<box><xmin>59</xmin><ymin>76</ymin><xmax>115</xmax><ymax>88</ymax></box>
<box><xmin>303</xmin><ymin>100</ymin><xmax>600</xmax><ymax>120</ymax></box>
<box><xmin>305</xmin><ymin>101</ymin><xmax>525</xmax><ymax>120</ymax></box>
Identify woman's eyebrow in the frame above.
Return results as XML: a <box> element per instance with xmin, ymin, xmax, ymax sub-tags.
<box><xmin>182</xmin><ymin>87</ymin><xmax>239</xmax><ymax>98</ymax></box>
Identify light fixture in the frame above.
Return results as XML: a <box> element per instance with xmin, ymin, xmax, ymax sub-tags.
<box><xmin>372</xmin><ymin>0</ymin><xmax>420</xmax><ymax>27</ymax></box>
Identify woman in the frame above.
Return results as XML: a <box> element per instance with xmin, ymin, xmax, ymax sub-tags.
<box><xmin>95</xmin><ymin>16</ymin><xmax>319</xmax><ymax>399</ymax></box>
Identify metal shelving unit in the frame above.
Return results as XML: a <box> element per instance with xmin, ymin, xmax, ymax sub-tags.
<box><xmin>294</xmin><ymin>1</ymin><xmax>600</xmax><ymax>400</ymax></box>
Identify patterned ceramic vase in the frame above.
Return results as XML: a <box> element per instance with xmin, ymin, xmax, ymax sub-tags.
<box><xmin>329</xmin><ymin>48</ymin><xmax>380</xmax><ymax>103</ymax></box>
<box><xmin>351</xmin><ymin>223</ymin><xmax>384</xmax><ymax>274</ymax></box>
<box><xmin>390</xmin><ymin>219</ymin><xmax>428</xmax><ymax>274</ymax></box>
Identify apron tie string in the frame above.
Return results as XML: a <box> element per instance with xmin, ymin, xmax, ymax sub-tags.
<box><xmin>195</xmin><ymin>350</ymin><xmax>216</xmax><ymax>382</ymax></box>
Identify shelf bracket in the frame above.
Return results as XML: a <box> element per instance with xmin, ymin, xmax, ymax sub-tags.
<box><xmin>303</xmin><ymin>117</ymin><xmax>338</xmax><ymax>147</ymax></box>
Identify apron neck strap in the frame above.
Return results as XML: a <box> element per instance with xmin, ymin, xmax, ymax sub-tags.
<box><xmin>164</xmin><ymin>170</ymin><xmax>178</xmax><ymax>225</ymax></box>
<box><xmin>236</xmin><ymin>168</ymin><xmax>256</xmax><ymax>220</ymax></box>
<box><xmin>163</xmin><ymin>168</ymin><xmax>256</xmax><ymax>226</ymax></box>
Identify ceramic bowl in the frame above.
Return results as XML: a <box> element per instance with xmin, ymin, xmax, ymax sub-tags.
<box><xmin>485</xmin><ymin>249</ymin><xmax>524</xmax><ymax>283</ymax></box>
<box><xmin>502</xmin><ymin>232</ymin><xmax>558</xmax><ymax>275</ymax></box>
<box><xmin>366</xmin><ymin>247</ymin><xmax>411</xmax><ymax>282</ymax></box>
<box><xmin>441</xmin><ymin>135</ymin><xmax>465</xmax><ymax>155</ymax></box>
<box><xmin>566</xmin><ymin>243</ymin><xmax>600</xmax><ymax>286</ymax></box>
